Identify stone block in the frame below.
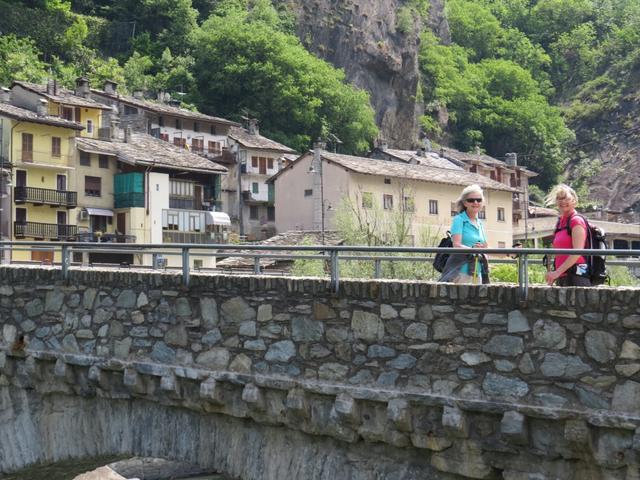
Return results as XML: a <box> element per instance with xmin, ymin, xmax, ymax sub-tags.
<box><xmin>612</xmin><ymin>381</ymin><xmax>640</xmax><ymax>415</ymax></box>
<box><xmin>501</xmin><ymin>411</ymin><xmax>528</xmax><ymax>445</ymax></box>
<box><xmin>367</xmin><ymin>344</ymin><xmax>396</xmax><ymax>358</ymax></box>
<box><xmin>461</xmin><ymin>351</ymin><xmax>491</xmax><ymax>366</ymax></box>
<box><xmin>564</xmin><ymin>419</ymin><xmax>590</xmax><ymax>445</ymax></box>
<box><xmin>540</xmin><ymin>353</ymin><xmax>591</xmax><ymax>378</ymax></box>
<box><xmin>199</xmin><ymin>376</ymin><xmax>223</xmax><ymax>404</ymax></box>
<box><xmin>507</xmin><ymin>310</ymin><xmax>530</xmax><ymax>333</ymax></box>
<box><xmin>313</xmin><ymin>302</ymin><xmax>335</xmax><ymax>320</ymax></box>
<box><xmin>616</xmin><ymin>364</ymin><xmax>640</xmax><ymax>377</ymax></box>
<box><xmin>196</xmin><ymin>348</ymin><xmax>230</xmax><ymax>370</ymax></box>
<box><xmin>380</xmin><ymin>304</ymin><xmax>398</xmax><ymax>319</ymax></box>
<box><xmin>221</xmin><ymin>297</ymin><xmax>255</xmax><ymax>324</ymax></box>
<box><xmin>432</xmin><ymin>318</ymin><xmax>459</xmax><ymax>340</ymax></box>
<box><xmin>285</xmin><ymin>389</ymin><xmax>308</xmax><ymax>417</ymax></box>
<box><xmin>265</xmin><ymin>340</ymin><xmax>295</xmax><ymax>362</ymax></box>
<box><xmin>410</xmin><ymin>433</ymin><xmax>453</xmax><ymax>451</ymax></box>
<box><xmin>532</xmin><ymin>319</ymin><xmax>566</xmax><ymax>350</ymax></box>
<box><xmin>292</xmin><ymin>316</ymin><xmax>324</xmax><ymax>341</ymax></box>
<box><xmin>584</xmin><ymin>330</ymin><xmax>617</xmax><ymax>363</ymax></box>
<box><xmin>431</xmin><ymin>440</ymin><xmax>493</xmax><ymax>479</ymax></box>
<box><xmin>482</xmin><ymin>373</ymin><xmax>529</xmax><ymax>399</ymax></box>
<box><xmin>442</xmin><ymin>405</ymin><xmax>468</xmax><ymax>438</ymax></box>
<box><xmin>319</xmin><ymin>363</ymin><xmax>348</xmax><ymax>380</ymax></box>
<box><xmin>405</xmin><ymin>323</ymin><xmax>428</xmax><ymax>341</ymax></box>
<box><xmin>123</xmin><ymin>367</ymin><xmax>144</xmax><ymax>393</ymax></box>
<box><xmin>54</xmin><ymin>358</ymin><xmax>68</xmax><ymax>379</ymax></box>
<box><xmin>387</xmin><ymin>398</ymin><xmax>412</xmax><ymax>432</ymax></box>
<box><xmin>88</xmin><ymin>365</ymin><xmax>109</xmax><ymax>389</ymax></box>
<box><xmin>483</xmin><ymin>335</ymin><xmax>524</xmax><ymax>357</ymax></box>
<box><xmin>482</xmin><ymin>313</ymin><xmax>507</xmax><ymax>325</ymax></box>
<box><xmin>332</xmin><ymin>393</ymin><xmax>359</xmax><ymax>424</ymax></box>
<box><xmin>388</xmin><ymin>354</ymin><xmax>417</xmax><ymax>370</ymax></box>
<box><xmin>229</xmin><ymin>354</ymin><xmax>252</xmax><ymax>374</ymax></box>
<box><xmin>351</xmin><ymin>311</ymin><xmax>384</xmax><ymax>342</ymax></box>
<box><xmin>200</xmin><ymin>297</ymin><xmax>218</xmax><ymax>327</ymax></box>
<box><xmin>242</xmin><ymin>383</ymin><xmax>265</xmax><ymax>410</ymax></box>
<box><xmin>621</xmin><ymin>340</ymin><xmax>640</xmax><ymax>360</ymax></box>
<box><xmin>238</xmin><ymin>321</ymin><xmax>257</xmax><ymax>337</ymax></box>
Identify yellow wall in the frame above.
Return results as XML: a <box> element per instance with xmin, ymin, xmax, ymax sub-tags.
<box><xmin>48</xmin><ymin>101</ymin><xmax>102</xmax><ymax>138</ymax></box>
<box><xmin>74</xmin><ymin>151</ymin><xmax>118</xmax><ymax>233</ymax></box>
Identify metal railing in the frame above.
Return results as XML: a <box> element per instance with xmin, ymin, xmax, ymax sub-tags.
<box><xmin>0</xmin><ymin>242</ymin><xmax>639</xmax><ymax>300</ymax></box>
<box><xmin>14</xmin><ymin>186</ymin><xmax>77</xmax><ymax>208</ymax></box>
<box><xmin>162</xmin><ymin>231</ymin><xmax>222</xmax><ymax>244</ymax></box>
<box><xmin>13</xmin><ymin>223</ymin><xmax>78</xmax><ymax>240</ymax></box>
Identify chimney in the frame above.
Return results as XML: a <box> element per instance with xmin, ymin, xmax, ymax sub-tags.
<box><xmin>0</xmin><ymin>87</ymin><xmax>10</xmax><ymax>103</ymax></box>
<box><xmin>416</xmin><ymin>148</ymin><xmax>425</xmax><ymax>157</ymax></box>
<box><xmin>505</xmin><ymin>152</ymin><xmax>518</xmax><ymax>167</ymax></box>
<box><xmin>124</xmin><ymin>126</ymin><xmax>132</xmax><ymax>143</ymax></box>
<box><xmin>36</xmin><ymin>98</ymin><xmax>48</xmax><ymax>117</ymax></box>
<box><xmin>313</xmin><ymin>139</ymin><xmax>325</xmax><ymax>168</ymax></box>
<box><xmin>423</xmin><ymin>138</ymin><xmax>431</xmax><ymax>152</ymax></box>
<box><xmin>75</xmin><ymin>77</ymin><xmax>90</xmax><ymax>98</ymax></box>
<box><xmin>248</xmin><ymin>118</ymin><xmax>259</xmax><ymax>136</ymax></box>
<box><xmin>474</xmin><ymin>145</ymin><xmax>481</xmax><ymax>155</ymax></box>
<box><xmin>104</xmin><ymin>80</ymin><xmax>118</xmax><ymax>95</ymax></box>
<box><xmin>47</xmin><ymin>79</ymin><xmax>55</xmax><ymax>95</ymax></box>
<box><xmin>375</xmin><ymin>138</ymin><xmax>388</xmax><ymax>151</ymax></box>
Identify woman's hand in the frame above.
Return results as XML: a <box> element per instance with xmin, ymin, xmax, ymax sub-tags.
<box><xmin>545</xmin><ymin>270</ymin><xmax>561</xmax><ymax>285</ymax></box>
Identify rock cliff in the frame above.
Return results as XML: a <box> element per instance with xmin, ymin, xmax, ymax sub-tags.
<box><xmin>284</xmin><ymin>0</ymin><xmax>448</xmax><ymax>148</ymax></box>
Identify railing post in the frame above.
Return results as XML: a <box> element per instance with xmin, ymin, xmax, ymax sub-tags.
<box><xmin>253</xmin><ymin>256</ymin><xmax>261</xmax><ymax>275</ymax></box>
<box><xmin>374</xmin><ymin>258</ymin><xmax>382</xmax><ymax>278</ymax></box>
<box><xmin>523</xmin><ymin>253</ymin><xmax>529</xmax><ymax>301</ymax></box>
<box><xmin>517</xmin><ymin>253</ymin><xmax>528</xmax><ymax>303</ymax></box>
<box><xmin>182</xmin><ymin>247</ymin><xmax>190</xmax><ymax>287</ymax></box>
<box><xmin>152</xmin><ymin>253</ymin><xmax>158</xmax><ymax>270</ymax></box>
<box><xmin>330</xmin><ymin>250</ymin><xmax>339</xmax><ymax>293</ymax></box>
<box><xmin>61</xmin><ymin>244</ymin><xmax>70</xmax><ymax>281</ymax></box>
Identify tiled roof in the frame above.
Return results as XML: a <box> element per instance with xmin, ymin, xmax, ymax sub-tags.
<box><xmin>217</xmin><ymin>230</ymin><xmax>343</xmax><ymax>269</ymax></box>
<box><xmin>12</xmin><ymin>81</ymin><xmax>111</xmax><ymax>110</ymax></box>
<box><xmin>228</xmin><ymin>127</ymin><xmax>297</xmax><ymax>153</ymax></box>
<box><xmin>0</xmin><ymin>102</ymin><xmax>84</xmax><ymax>130</ymax></box>
<box><xmin>320</xmin><ymin>151</ymin><xmax>516</xmax><ymax>192</ymax></box>
<box><xmin>90</xmin><ymin>89</ymin><xmax>241</xmax><ymax>126</ymax></box>
<box><xmin>439</xmin><ymin>146</ymin><xmax>537</xmax><ymax>176</ymax></box>
<box><xmin>382</xmin><ymin>148</ymin><xmax>464</xmax><ymax>170</ymax></box>
<box><xmin>76</xmin><ymin>133</ymin><xmax>227</xmax><ymax>174</ymax></box>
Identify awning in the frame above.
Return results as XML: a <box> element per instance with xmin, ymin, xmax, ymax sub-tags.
<box><xmin>85</xmin><ymin>207</ymin><xmax>114</xmax><ymax>217</ymax></box>
<box><xmin>206</xmin><ymin>211</ymin><xmax>231</xmax><ymax>226</ymax></box>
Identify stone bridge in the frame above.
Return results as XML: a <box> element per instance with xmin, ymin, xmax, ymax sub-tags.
<box><xmin>1</xmin><ymin>267</ymin><xmax>640</xmax><ymax>479</ymax></box>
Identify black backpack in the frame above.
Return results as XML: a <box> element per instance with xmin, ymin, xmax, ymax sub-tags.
<box><xmin>555</xmin><ymin>213</ymin><xmax>609</xmax><ymax>285</ymax></box>
<box><xmin>433</xmin><ymin>231</ymin><xmax>453</xmax><ymax>273</ymax></box>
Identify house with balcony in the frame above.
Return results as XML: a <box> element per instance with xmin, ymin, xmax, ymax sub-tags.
<box><xmin>0</xmin><ymin>96</ymin><xmax>84</xmax><ymax>263</ymax></box>
<box><xmin>10</xmin><ymin>78</ymin><xmax>111</xmax><ymax>139</ymax></box>
<box><xmin>224</xmin><ymin>121</ymin><xmax>297</xmax><ymax>240</ymax></box>
<box><xmin>89</xmin><ymin>80</ymin><xmax>240</xmax><ymax>158</ymax></box>
<box><xmin>76</xmin><ymin>128</ymin><xmax>229</xmax><ymax>268</ymax></box>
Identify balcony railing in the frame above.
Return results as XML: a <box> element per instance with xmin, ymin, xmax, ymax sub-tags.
<box><xmin>14</xmin><ymin>186</ymin><xmax>77</xmax><ymax>208</ymax></box>
<box><xmin>14</xmin><ymin>221</ymin><xmax>77</xmax><ymax>239</ymax></box>
<box><xmin>76</xmin><ymin>232</ymin><xmax>136</xmax><ymax>243</ymax></box>
<box><xmin>114</xmin><ymin>192</ymin><xmax>145</xmax><ymax>209</ymax></box>
<box><xmin>162</xmin><ymin>230</ymin><xmax>223</xmax><ymax>244</ymax></box>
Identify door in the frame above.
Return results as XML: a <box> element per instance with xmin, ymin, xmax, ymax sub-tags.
<box><xmin>56</xmin><ymin>174</ymin><xmax>66</xmax><ymax>191</ymax></box>
<box><xmin>194</xmin><ymin>185</ymin><xmax>202</xmax><ymax>210</ymax></box>
<box><xmin>15</xmin><ymin>171</ymin><xmax>27</xmax><ymax>203</ymax></box>
<box><xmin>15</xmin><ymin>207</ymin><xmax>26</xmax><ymax>238</ymax></box>
<box><xmin>117</xmin><ymin>213</ymin><xmax>126</xmax><ymax>235</ymax></box>
<box><xmin>57</xmin><ymin>211</ymin><xmax>67</xmax><ymax>239</ymax></box>
<box><xmin>16</xmin><ymin>171</ymin><xmax>26</xmax><ymax>187</ymax></box>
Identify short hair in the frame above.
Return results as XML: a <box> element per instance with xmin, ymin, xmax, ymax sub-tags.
<box><xmin>545</xmin><ymin>184</ymin><xmax>578</xmax><ymax>207</ymax></box>
<box><xmin>456</xmin><ymin>184</ymin><xmax>484</xmax><ymax>213</ymax></box>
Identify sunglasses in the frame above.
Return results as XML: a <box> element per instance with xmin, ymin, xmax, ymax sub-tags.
<box><xmin>465</xmin><ymin>198</ymin><xmax>483</xmax><ymax>203</ymax></box>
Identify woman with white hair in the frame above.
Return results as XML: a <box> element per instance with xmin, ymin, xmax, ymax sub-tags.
<box><xmin>439</xmin><ymin>184</ymin><xmax>489</xmax><ymax>284</ymax></box>
<box><xmin>544</xmin><ymin>184</ymin><xmax>591</xmax><ymax>287</ymax></box>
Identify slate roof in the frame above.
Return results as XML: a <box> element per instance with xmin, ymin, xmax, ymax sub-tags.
<box><xmin>216</xmin><ymin>230</ymin><xmax>343</xmax><ymax>270</ymax></box>
<box><xmin>76</xmin><ymin>133</ymin><xmax>227</xmax><ymax>174</ymax></box>
<box><xmin>91</xmin><ymin>89</ymin><xmax>241</xmax><ymax>126</ymax></box>
<box><xmin>12</xmin><ymin>81</ymin><xmax>111</xmax><ymax>110</ymax></box>
<box><xmin>228</xmin><ymin>127</ymin><xmax>296</xmax><ymax>153</ymax></box>
<box><xmin>0</xmin><ymin>102</ymin><xmax>84</xmax><ymax>130</ymax></box>
<box><xmin>439</xmin><ymin>146</ymin><xmax>537</xmax><ymax>176</ymax></box>
<box><xmin>382</xmin><ymin>148</ymin><xmax>464</xmax><ymax>170</ymax></box>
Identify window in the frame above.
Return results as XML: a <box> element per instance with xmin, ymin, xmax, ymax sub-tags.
<box><xmin>173</xmin><ymin>137</ymin><xmax>186</xmax><ymax>148</ymax></box>
<box><xmin>451</xmin><ymin>202</ymin><xmax>458</xmax><ymax>217</ymax></box>
<box><xmin>79</xmin><ymin>151</ymin><xmax>91</xmax><ymax>166</ymax></box>
<box><xmin>304</xmin><ymin>189</ymin><xmax>313</xmax><ymax>197</ymax></box>
<box><xmin>160</xmin><ymin>133</ymin><xmax>169</xmax><ymax>142</ymax></box>
<box><xmin>429</xmin><ymin>200</ymin><xmax>438</xmax><ymax>215</ymax></box>
<box><xmin>404</xmin><ymin>196</ymin><xmax>415</xmax><ymax>212</ymax></box>
<box><xmin>21</xmin><ymin>133</ymin><xmax>33</xmax><ymax>162</ymax></box>
<box><xmin>267</xmin><ymin>206</ymin><xmax>275</xmax><ymax>222</ymax></box>
<box><xmin>267</xmin><ymin>158</ymin><xmax>274</xmax><ymax>169</ymax></box>
<box><xmin>259</xmin><ymin>157</ymin><xmax>267</xmax><ymax>174</ymax></box>
<box><xmin>383</xmin><ymin>194</ymin><xmax>393</xmax><ymax>210</ymax></box>
<box><xmin>193</xmin><ymin>122</ymin><xmax>199</xmax><ymax>132</ymax></box>
<box><xmin>124</xmin><ymin>105</ymin><xmax>138</xmax><ymax>115</ymax></box>
<box><xmin>51</xmin><ymin>137</ymin><xmax>61</xmax><ymax>157</ymax></box>
<box><xmin>498</xmin><ymin>241</ymin><xmax>506</xmax><ymax>248</ymax></box>
<box><xmin>210</xmin><ymin>125</ymin><xmax>217</xmax><ymax>135</ymax></box>
<box><xmin>85</xmin><ymin>176</ymin><xmax>101</xmax><ymax>197</ymax></box>
<box><xmin>175</xmin><ymin>118</ymin><xmax>182</xmax><ymax>130</ymax></box>
<box><xmin>189</xmin><ymin>213</ymin><xmax>201</xmax><ymax>232</ymax></box>
<box><xmin>98</xmin><ymin>155</ymin><xmax>109</xmax><ymax>169</ymax></box>
<box><xmin>158</xmin><ymin>116</ymin><xmax>164</xmax><ymax>127</ymax></box>
<box><xmin>479</xmin><ymin>207</ymin><xmax>486</xmax><ymax>219</ymax></box>
<box><xmin>166</xmin><ymin>212</ymin><xmax>179</xmax><ymax>230</ymax></box>
<box><xmin>15</xmin><ymin>207</ymin><xmax>26</xmax><ymax>223</ymax></box>
<box><xmin>192</xmin><ymin>138</ymin><xmax>204</xmax><ymax>153</ymax></box>
<box><xmin>87</xmin><ymin>120</ymin><xmax>93</xmax><ymax>133</ymax></box>
<box><xmin>384</xmin><ymin>178</ymin><xmax>391</xmax><ymax>185</ymax></box>
<box><xmin>497</xmin><ymin>207</ymin><xmax>505</xmax><ymax>222</ymax></box>
<box><xmin>208</xmin><ymin>141</ymin><xmax>221</xmax><ymax>155</ymax></box>
<box><xmin>362</xmin><ymin>192</ymin><xmax>373</xmax><ymax>208</ymax></box>
<box><xmin>249</xmin><ymin>205</ymin><xmax>259</xmax><ymax>220</ymax></box>
<box><xmin>62</xmin><ymin>107</ymin><xmax>73</xmax><ymax>121</ymax></box>
<box><xmin>252</xmin><ymin>182</ymin><xmax>259</xmax><ymax>194</ymax></box>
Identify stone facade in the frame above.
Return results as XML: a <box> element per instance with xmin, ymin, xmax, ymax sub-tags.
<box><xmin>1</xmin><ymin>267</ymin><xmax>640</xmax><ymax>478</ymax></box>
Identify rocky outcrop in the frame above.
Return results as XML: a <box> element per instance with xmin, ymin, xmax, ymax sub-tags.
<box><xmin>285</xmin><ymin>0</ymin><xmax>448</xmax><ymax>147</ymax></box>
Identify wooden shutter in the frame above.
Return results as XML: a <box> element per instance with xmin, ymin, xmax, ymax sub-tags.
<box><xmin>259</xmin><ymin>158</ymin><xmax>267</xmax><ymax>174</ymax></box>
<box><xmin>22</xmin><ymin>133</ymin><xmax>33</xmax><ymax>162</ymax></box>
<box><xmin>52</xmin><ymin>137</ymin><xmax>61</xmax><ymax>157</ymax></box>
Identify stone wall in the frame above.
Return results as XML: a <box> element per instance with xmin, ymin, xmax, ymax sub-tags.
<box><xmin>1</xmin><ymin>267</ymin><xmax>640</xmax><ymax>478</ymax></box>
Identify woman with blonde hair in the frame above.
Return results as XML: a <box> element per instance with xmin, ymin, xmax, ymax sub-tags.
<box><xmin>544</xmin><ymin>184</ymin><xmax>591</xmax><ymax>287</ymax></box>
<box><xmin>439</xmin><ymin>184</ymin><xmax>489</xmax><ymax>284</ymax></box>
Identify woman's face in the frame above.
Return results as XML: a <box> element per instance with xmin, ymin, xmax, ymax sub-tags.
<box><xmin>464</xmin><ymin>193</ymin><xmax>483</xmax><ymax>214</ymax></box>
<box><xmin>556</xmin><ymin>195</ymin><xmax>575</xmax><ymax>216</ymax></box>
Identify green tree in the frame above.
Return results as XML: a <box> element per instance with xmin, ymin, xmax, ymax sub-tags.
<box><xmin>193</xmin><ymin>2</ymin><xmax>378</xmax><ymax>153</ymax></box>
<box><xmin>0</xmin><ymin>35</ymin><xmax>47</xmax><ymax>86</ymax></box>
<box><xmin>122</xmin><ymin>51</ymin><xmax>154</xmax><ymax>92</ymax></box>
